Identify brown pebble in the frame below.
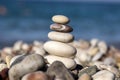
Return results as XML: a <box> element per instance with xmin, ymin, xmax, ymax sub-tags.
<box><xmin>22</xmin><ymin>71</ymin><xmax>49</xmax><ymax>80</ymax></box>
<box><xmin>0</xmin><ymin>68</ymin><xmax>9</xmax><ymax>80</ymax></box>
<box><xmin>50</xmin><ymin>23</ymin><xmax>73</xmax><ymax>32</ymax></box>
<box><xmin>78</xmin><ymin>73</ymin><xmax>91</xmax><ymax>80</ymax></box>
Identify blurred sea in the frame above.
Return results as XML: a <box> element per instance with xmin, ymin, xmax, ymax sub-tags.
<box><xmin>0</xmin><ymin>1</ymin><xmax>120</xmax><ymax>47</ymax></box>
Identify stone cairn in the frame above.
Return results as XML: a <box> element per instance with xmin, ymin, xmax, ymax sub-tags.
<box><xmin>0</xmin><ymin>15</ymin><xmax>120</xmax><ymax>80</ymax></box>
<box><xmin>43</xmin><ymin>15</ymin><xmax>77</xmax><ymax>69</ymax></box>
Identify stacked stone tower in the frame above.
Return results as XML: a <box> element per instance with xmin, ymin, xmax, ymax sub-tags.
<box><xmin>44</xmin><ymin>15</ymin><xmax>77</xmax><ymax>69</ymax></box>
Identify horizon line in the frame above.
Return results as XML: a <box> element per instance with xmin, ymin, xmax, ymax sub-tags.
<box><xmin>16</xmin><ymin>0</ymin><xmax>120</xmax><ymax>3</ymax></box>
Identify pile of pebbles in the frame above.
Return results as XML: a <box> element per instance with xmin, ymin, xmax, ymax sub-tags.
<box><xmin>0</xmin><ymin>15</ymin><xmax>120</xmax><ymax>80</ymax></box>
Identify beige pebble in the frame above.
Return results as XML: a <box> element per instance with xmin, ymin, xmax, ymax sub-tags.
<box><xmin>48</xmin><ymin>31</ymin><xmax>74</xmax><ymax>43</ymax></box>
<box><xmin>78</xmin><ymin>40</ymin><xmax>90</xmax><ymax>49</ymax></box>
<box><xmin>98</xmin><ymin>41</ymin><xmax>108</xmax><ymax>53</ymax></box>
<box><xmin>21</xmin><ymin>43</ymin><xmax>30</xmax><ymax>52</ymax></box>
<box><xmin>45</xmin><ymin>55</ymin><xmax>76</xmax><ymax>70</ymax></box>
<box><xmin>68</xmin><ymin>40</ymin><xmax>90</xmax><ymax>49</ymax></box>
<box><xmin>52</xmin><ymin>15</ymin><xmax>70</xmax><ymax>24</ymax></box>
<box><xmin>5</xmin><ymin>55</ymin><xmax>13</xmax><ymax>68</ymax></box>
<box><xmin>78</xmin><ymin>73</ymin><xmax>91</xmax><ymax>80</ymax></box>
<box><xmin>1</xmin><ymin>50</ymin><xmax>13</xmax><ymax>62</ymax></box>
<box><xmin>3</xmin><ymin>47</ymin><xmax>13</xmax><ymax>54</ymax></box>
<box><xmin>92</xmin><ymin>70</ymin><xmax>115</xmax><ymax>80</ymax></box>
<box><xmin>43</xmin><ymin>41</ymin><xmax>76</xmax><ymax>58</ymax></box>
<box><xmin>0</xmin><ymin>63</ymin><xmax>7</xmax><ymax>71</ymax></box>
<box><xmin>13</xmin><ymin>41</ymin><xmax>23</xmax><ymax>51</ymax></box>
<box><xmin>90</xmin><ymin>39</ymin><xmax>99</xmax><ymax>47</ymax></box>
<box><xmin>76</xmin><ymin>49</ymin><xmax>91</xmax><ymax>63</ymax></box>
<box><xmin>74</xmin><ymin>57</ymin><xmax>82</xmax><ymax>65</ymax></box>
<box><xmin>99</xmin><ymin>64</ymin><xmax>120</xmax><ymax>77</ymax></box>
<box><xmin>33</xmin><ymin>40</ymin><xmax>44</xmax><ymax>47</ymax></box>
<box><xmin>87</xmin><ymin>47</ymin><xmax>99</xmax><ymax>56</ymax></box>
<box><xmin>103</xmin><ymin>57</ymin><xmax>116</xmax><ymax>66</ymax></box>
<box><xmin>31</xmin><ymin>46</ymin><xmax>46</xmax><ymax>56</ymax></box>
<box><xmin>92</xmin><ymin>52</ymin><xmax>104</xmax><ymax>61</ymax></box>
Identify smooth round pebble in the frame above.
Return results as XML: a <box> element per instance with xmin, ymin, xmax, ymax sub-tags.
<box><xmin>92</xmin><ymin>70</ymin><xmax>115</xmax><ymax>80</ymax></box>
<box><xmin>9</xmin><ymin>54</ymin><xmax>45</xmax><ymax>80</ymax></box>
<box><xmin>45</xmin><ymin>55</ymin><xmax>76</xmax><ymax>69</ymax></box>
<box><xmin>43</xmin><ymin>41</ymin><xmax>76</xmax><ymax>58</ymax></box>
<box><xmin>48</xmin><ymin>31</ymin><xmax>74</xmax><ymax>43</ymax></box>
<box><xmin>50</xmin><ymin>23</ymin><xmax>73</xmax><ymax>32</ymax></box>
<box><xmin>22</xmin><ymin>71</ymin><xmax>49</xmax><ymax>80</ymax></box>
<box><xmin>52</xmin><ymin>15</ymin><xmax>70</xmax><ymax>24</ymax></box>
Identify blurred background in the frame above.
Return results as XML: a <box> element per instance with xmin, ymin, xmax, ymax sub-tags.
<box><xmin>0</xmin><ymin>0</ymin><xmax>120</xmax><ymax>48</ymax></box>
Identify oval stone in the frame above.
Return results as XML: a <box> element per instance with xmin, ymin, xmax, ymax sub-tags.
<box><xmin>78</xmin><ymin>73</ymin><xmax>91</xmax><ymax>80</ymax></box>
<box><xmin>47</xmin><ymin>61</ymin><xmax>75</xmax><ymax>80</ymax></box>
<box><xmin>43</xmin><ymin>41</ymin><xmax>76</xmax><ymax>58</ymax></box>
<box><xmin>9</xmin><ymin>54</ymin><xmax>45</xmax><ymax>80</ymax></box>
<box><xmin>50</xmin><ymin>23</ymin><xmax>73</xmax><ymax>32</ymax></box>
<box><xmin>22</xmin><ymin>71</ymin><xmax>49</xmax><ymax>80</ymax></box>
<box><xmin>52</xmin><ymin>15</ymin><xmax>70</xmax><ymax>24</ymax></box>
<box><xmin>92</xmin><ymin>70</ymin><xmax>115</xmax><ymax>80</ymax></box>
<box><xmin>45</xmin><ymin>55</ymin><xmax>76</xmax><ymax>69</ymax></box>
<box><xmin>48</xmin><ymin>31</ymin><xmax>74</xmax><ymax>43</ymax></box>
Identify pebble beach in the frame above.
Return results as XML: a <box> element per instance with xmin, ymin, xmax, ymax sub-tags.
<box><xmin>0</xmin><ymin>15</ymin><xmax>120</xmax><ymax>80</ymax></box>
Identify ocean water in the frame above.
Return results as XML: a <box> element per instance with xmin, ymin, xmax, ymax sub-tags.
<box><xmin>0</xmin><ymin>1</ymin><xmax>120</xmax><ymax>46</ymax></box>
